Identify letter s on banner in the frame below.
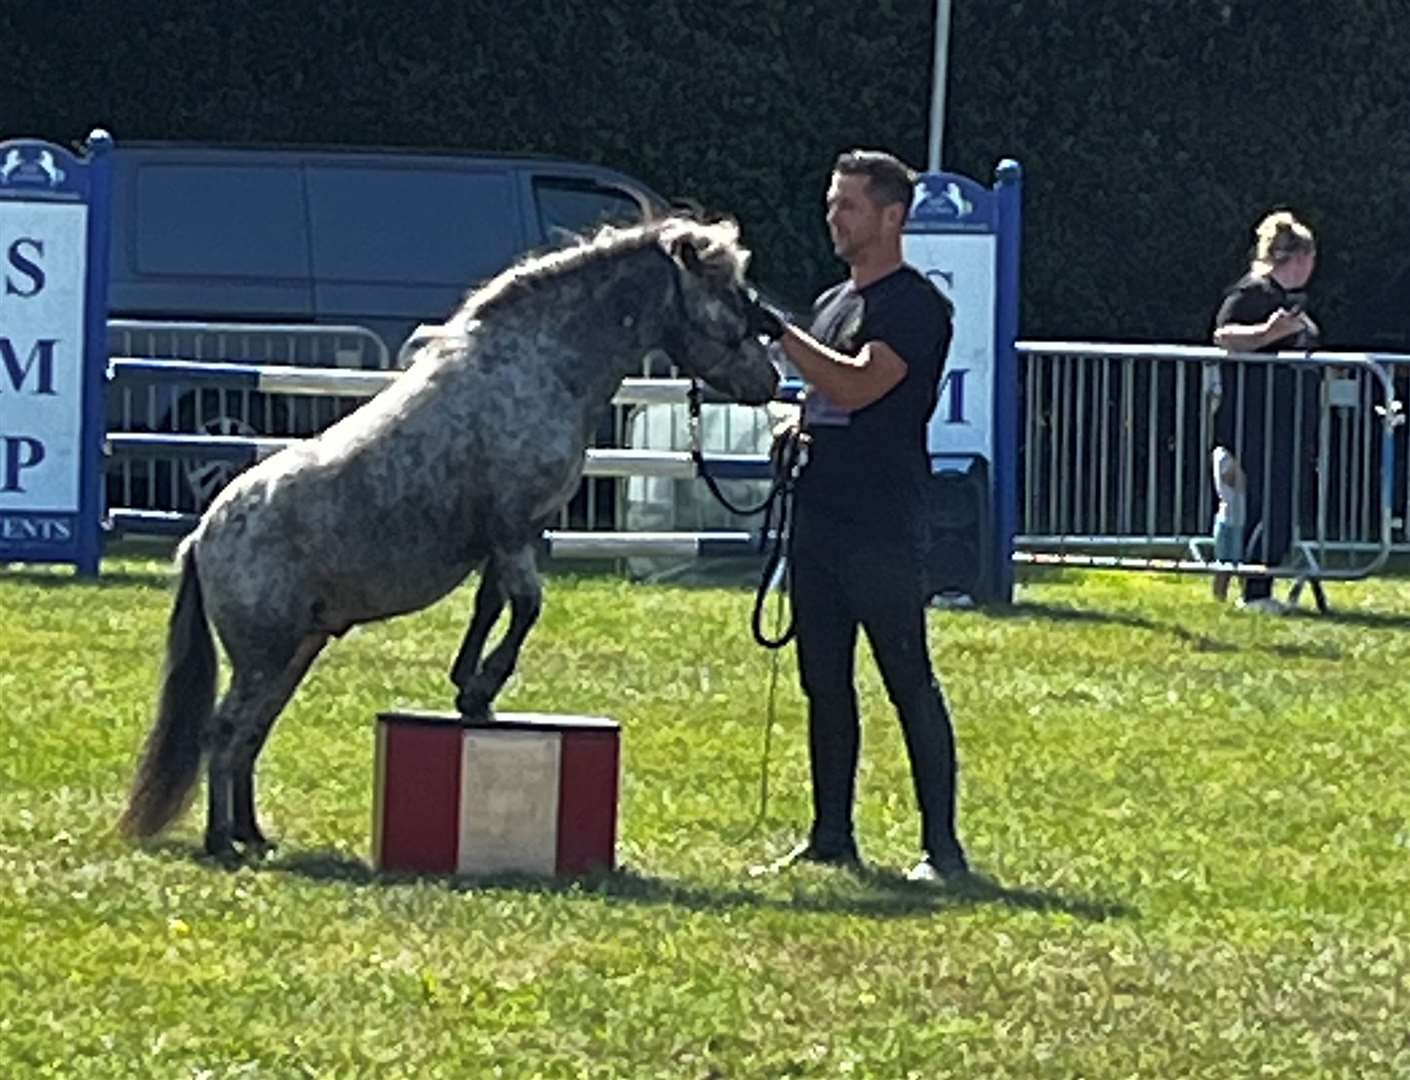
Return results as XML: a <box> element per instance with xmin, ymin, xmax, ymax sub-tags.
<box><xmin>4</xmin><ymin>237</ymin><xmax>46</xmax><ymax>297</ymax></box>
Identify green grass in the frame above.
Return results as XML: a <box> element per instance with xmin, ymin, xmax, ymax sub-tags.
<box><xmin>3</xmin><ymin>553</ymin><xmax>1410</xmax><ymax>1078</ymax></box>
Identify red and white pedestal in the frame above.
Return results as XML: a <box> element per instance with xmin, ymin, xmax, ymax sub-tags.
<box><xmin>372</xmin><ymin>711</ymin><xmax>620</xmax><ymax>877</ymax></box>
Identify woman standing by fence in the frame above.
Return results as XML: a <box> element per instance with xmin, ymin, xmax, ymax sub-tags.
<box><xmin>1209</xmin><ymin>210</ymin><xmax>1319</xmax><ymax>612</ymax></box>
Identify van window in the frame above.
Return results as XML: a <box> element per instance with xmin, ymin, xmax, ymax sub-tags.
<box><xmin>533</xmin><ymin>179</ymin><xmax>645</xmax><ymax>244</ymax></box>
<box><xmin>134</xmin><ymin>164</ymin><xmax>309</xmax><ymax>279</ymax></box>
<box><xmin>306</xmin><ymin>166</ymin><xmax>520</xmax><ymax>285</ymax></box>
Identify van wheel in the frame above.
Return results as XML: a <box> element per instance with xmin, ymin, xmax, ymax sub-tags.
<box><xmin>172</xmin><ymin>389</ymin><xmax>292</xmax><ymax>512</ymax></box>
<box><xmin>182</xmin><ymin>414</ymin><xmax>258</xmax><ymax>509</ymax></box>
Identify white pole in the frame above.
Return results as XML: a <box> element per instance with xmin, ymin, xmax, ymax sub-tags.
<box><xmin>927</xmin><ymin>0</ymin><xmax>952</xmax><ymax>173</ymax></box>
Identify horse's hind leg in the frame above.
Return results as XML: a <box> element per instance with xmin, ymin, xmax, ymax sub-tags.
<box><xmin>451</xmin><ymin>560</ymin><xmax>504</xmax><ymax>716</ymax></box>
<box><xmin>229</xmin><ymin>635</ymin><xmax>326</xmax><ymax>851</ymax></box>
<box><xmin>205</xmin><ymin>635</ymin><xmax>326</xmax><ymax>861</ymax></box>
<box><xmin>455</xmin><ymin>546</ymin><xmax>542</xmax><ymax>718</ymax></box>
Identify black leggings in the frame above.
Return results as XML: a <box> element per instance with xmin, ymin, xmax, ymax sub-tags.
<box><xmin>1238</xmin><ymin>367</ymin><xmax>1300</xmax><ymax>602</ymax></box>
<box><xmin>791</xmin><ymin>518</ymin><xmax>963</xmax><ymax>861</ymax></box>
<box><xmin>1240</xmin><ymin>440</ymin><xmax>1296</xmax><ymax>602</ymax></box>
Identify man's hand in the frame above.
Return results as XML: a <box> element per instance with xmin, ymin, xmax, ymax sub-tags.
<box><xmin>766</xmin><ymin>402</ymin><xmax>804</xmax><ymax>471</ymax></box>
<box><xmin>766</xmin><ymin>401</ymin><xmax>801</xmax><ymax>441</ymax></box>
<box><xmin>742</xmin><ymin>286</ymin><xmax>788</xmax><ymax>341</ymax></box>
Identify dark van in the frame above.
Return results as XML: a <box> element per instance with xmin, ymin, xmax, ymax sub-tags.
<box><xmin>108</xmin><ymin>141</ymin><xmax>670</xmax><ymax>356</ymax></box>
<box><xmin>105</xmin><ymin>142</ymin><xmax>670</xmax><ymax>514</ymax></box>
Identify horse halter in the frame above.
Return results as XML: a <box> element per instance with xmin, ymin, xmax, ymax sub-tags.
<box><xmin>664</xmin><ymin>259</ymin><xmax>757</xmax><ymax>376</ymax></box>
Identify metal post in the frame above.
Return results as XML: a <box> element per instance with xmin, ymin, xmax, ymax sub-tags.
<box><xmin>992</xmin><ymin>159</ymin><xmax>1023</xmax><ymax>600</ymax></box>
<box><xmin>928</xmin><ymin>0</ymin><xmax>953</xmax><ymax>172</ymax></box>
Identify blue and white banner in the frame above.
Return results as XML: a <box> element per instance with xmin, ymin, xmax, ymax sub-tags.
<box><xmin>903</xmin><ymin>231</ymin><xmax>998</xmax><ymax>461</ymax></box>
<box><xmin>0</xmin><ymin>132</ymin><xmax>112</xmax><ymax>574</ymax></box>
<box><xmin>903</xmin><ymin>164</ymin><xmax>1023</xmax><ymax>601</ymax></box>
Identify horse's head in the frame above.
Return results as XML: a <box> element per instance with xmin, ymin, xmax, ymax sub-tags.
<box><xmin>657</xmin><ymin>219</ymin><xmax>780</xmax><ymax>406</ymax></box>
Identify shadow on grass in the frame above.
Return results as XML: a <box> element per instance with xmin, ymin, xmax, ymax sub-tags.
<box><xmin>264</xmin><ymin>848</ymin><xmax>1132</xmax><ymax>923</ymax></box>
<box><xmin>985</xmin><ymin>599</ymin><xmax>1358</xmax><ymax>660</ymax></box>
<box><xmin>984</xmin><ymin>599</ymin><xmax>1240</xmax><ymax>653</ymax></box>
<box><xmin>1309</xmin><ymin>608</ymin><xmax>1410</xmax><ymax>632</ymax></box>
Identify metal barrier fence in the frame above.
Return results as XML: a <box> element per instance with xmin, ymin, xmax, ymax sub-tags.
<box><xmin>104</xmin><ymin>322</ymin><xmax>761</xmax><ymax>533</ymax></box>
<box><xmin>105</xmin><ymin>320</ymin><xmax>392</xmax><ymax>514</ymax></box>
<box><xmin>1015</xmin><ymin>342</ymin><xmax>1406</xmax><ymax>580</ymax></box>
<box><xmin>104</xmin><ymin>355</ymin><xmax>800</xmax><ymax>559</ymax></box>
<box><xmin>103</xmin><ymin>328</ymin><xmax>1410</xmax><ymax>588</ymax></box>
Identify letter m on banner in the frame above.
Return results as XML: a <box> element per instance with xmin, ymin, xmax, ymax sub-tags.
<box><xmin>0</xmin><ymin>130</ymin><xmax>113</xmax><ymax>575</ymax></box>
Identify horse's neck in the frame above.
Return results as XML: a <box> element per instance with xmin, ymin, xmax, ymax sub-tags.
<box><xmin>571</xmin><ymin>354</ymin><xmax>643</xmax><ymax>437</ymax></box>
<box><xmin>535</xmin><ymin>251</ymin><xmax>671</xmax><ymax>414</ymax></box>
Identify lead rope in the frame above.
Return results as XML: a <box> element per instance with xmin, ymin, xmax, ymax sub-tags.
<box><xmin>687</xmin><ymin>380</ymin><xmax>808</xmax><ymax>832</ymax></box>
<box><xmin>747</xmin><ymin>583</ymin><xmax>793</xmax><ymax>834</ymax></box>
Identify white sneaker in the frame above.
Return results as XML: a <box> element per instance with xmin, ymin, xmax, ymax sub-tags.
<box><xmin>905</xmin><ymin>854</ymin><xmax>969</xmax><ymax>884</ymax></box>
<box><xmin>1237</xmin><ymin>597</ymin><xmax>1289</xmax><ymax>615</ymax></box>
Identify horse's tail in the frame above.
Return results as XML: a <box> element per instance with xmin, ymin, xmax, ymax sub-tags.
<box><xmin>119</xmin><ymin>541</ymin><xmax>217</xmax><ymax>839</ymax></box>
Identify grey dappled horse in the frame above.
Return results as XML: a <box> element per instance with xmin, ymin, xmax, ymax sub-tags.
<box><xmin>119</xmin><ymin>217</ymin><xmax>779</xmax><ymax>862</ymax></box>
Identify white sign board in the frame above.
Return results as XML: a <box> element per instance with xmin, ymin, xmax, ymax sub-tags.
<box><xmin>0</xmin><ymin>132</ymin><xmax>112</xmax><ymax>575</ymax></box>
<box><xmin>0</xmin><ymin>202</ymin><xmax>90</xmax><ymax>511</ymax></box>
<box><xmin>902</xmin><ymin>231</ymin><xmax>997</xmax><ymax>461</ymax></box>
<box><xmin>903</xmin><ymin>165</ymin><xmax>1023</xmax><ymax>604</ymax></box>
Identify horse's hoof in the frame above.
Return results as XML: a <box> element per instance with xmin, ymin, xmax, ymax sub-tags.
<box><xmin>455</xmin><ymin>690</ymin><xmax>492</xmax><ymax>720</ymax></box>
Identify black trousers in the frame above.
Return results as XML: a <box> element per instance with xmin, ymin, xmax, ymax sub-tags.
<box><xmin>790</xmin><ymin>512</ymin><xmax>964</xmax><ymax>862</ymax></box>
<box><xmin>1236</xmin><ymin>365</ymin><xmax>1302</xmax><ymax>603</ymax></box>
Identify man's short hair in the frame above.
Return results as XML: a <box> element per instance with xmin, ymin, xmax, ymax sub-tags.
<box><xmin>833</xmin><ymin>149</ymin><xmax>917</xmax><ymax>211</ymax></box>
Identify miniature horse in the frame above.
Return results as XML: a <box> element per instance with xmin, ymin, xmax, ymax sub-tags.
<box><xmin>120</xmin><ymin>217</ymin><xmax>779</xmax><ymax>861</ymax></box>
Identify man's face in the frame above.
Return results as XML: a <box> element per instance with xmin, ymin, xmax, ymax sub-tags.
<box><xmin>826</xmin><ymin>172</ymin><xmax>890</xmax><ymax>263</ymax></box>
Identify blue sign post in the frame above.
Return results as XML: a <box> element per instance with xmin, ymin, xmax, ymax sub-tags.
<box><xmin>0</xmin><ymin>130</ymin><xmax>113</xmax><ymax>576</ymax></box>
<box><xmin>903</xmin><ymin>159</ymin><xmax>1022</xmax><ymax>602</ymax></box>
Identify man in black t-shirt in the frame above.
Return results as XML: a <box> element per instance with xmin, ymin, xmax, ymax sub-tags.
<box><xmin>748</xmin><ymin>150</ymin><xmax>968</xmax><ymax>883</ymax></box>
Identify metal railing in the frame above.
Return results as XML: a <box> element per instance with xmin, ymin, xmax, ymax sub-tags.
<box><xmin>105</xmin><ymin>320</ymin><xmax>392</xmax><ymax>513</ymax></box>
<box><xmin>1015</xmin><ymin>342</ymin><xmax>1406</xmax><ymax>580</ymax></box>
<box><xmin>103</xmin><ymin>331</ymin><xmax>782</xmax><ymax>537</ymax></box>
<box><xmin>103</xmin><ymin>327</ymin><xmax>1410</xmax><ymax>591</ymax></box>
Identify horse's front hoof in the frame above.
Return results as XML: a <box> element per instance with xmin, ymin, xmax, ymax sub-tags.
<box><xmin>455</xmin><ymin>689</ymin><xmax>492</xmax><ymax>720</ymax></box>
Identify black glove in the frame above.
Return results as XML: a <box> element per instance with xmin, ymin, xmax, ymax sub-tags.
<box><xmin>742</xmin><ymin>286</ymin><xmax>788</xmax><ymax>341</ymax></box>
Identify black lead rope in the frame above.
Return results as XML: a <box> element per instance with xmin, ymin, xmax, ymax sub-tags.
<box><xmin>686</xmin><ymin>381</ymin><xmax>805</xmax><ymax>650</ymax></box>
<box><xmin>688</xmin><ymin>379</ymin><xmax>807</xmax><ymax>835</ymax></box>
<box><xmin>749</xmin><ymin>436</ymin><xmax>800</xmax><ymax>650</ymax></box>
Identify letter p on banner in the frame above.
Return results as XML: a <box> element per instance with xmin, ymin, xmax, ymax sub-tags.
<box><xmin>0</xmin><ymin>130</ymin><xmax>112</xmax><ymax>575</ymax></box>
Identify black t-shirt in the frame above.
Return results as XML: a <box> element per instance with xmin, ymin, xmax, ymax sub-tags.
<box><xmin>1211</xmin><ymin>272</ymin><xmax>1317</xmax><ymax>454</ymax></box>
<box><xmin>795</xmin><ymin>265</ymin><xmax>953</xmax><ymax>536</ymax></box>
<box><xmin>1213</xmin><ymin>272</ymin><xmax>1315</xmax><ymax>352</ymax></box>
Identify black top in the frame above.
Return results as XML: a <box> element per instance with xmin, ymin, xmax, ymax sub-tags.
<box><xmin>796</xmin><ymin>265</ymin><xmax>953</xmax><ymax>537</ymax></box>
<box><xmin>1213</xmin><ymin>272</ymin><xmax>1316</xmax><ymax>352</ymax></box>
<box><xmin>1211</xmin><ymin>271</ymin><xmax>1318</xmax><ymax>454</ymax></box>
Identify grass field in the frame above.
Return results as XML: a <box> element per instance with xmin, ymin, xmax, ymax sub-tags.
<box><xmin>3</xmin><ymin>551</ymin><xmax>1410</xmax><ymax>1078</ymax></box>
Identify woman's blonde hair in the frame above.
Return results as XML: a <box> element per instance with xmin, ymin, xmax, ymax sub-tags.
<box><xmin>1251</xmin><ymin>210</ymin><xmax>1315</xmax><ymax>274</ymax></box>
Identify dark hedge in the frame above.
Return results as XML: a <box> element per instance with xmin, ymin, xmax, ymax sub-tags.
<box><xmin>5</xmin><ymin>0</ymin><xmax>1409</xmax><ymax>343</ymax></box>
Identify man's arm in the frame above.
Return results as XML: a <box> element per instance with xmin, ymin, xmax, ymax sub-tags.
<box><xmin>777</xmin><ymin>326</ymin><xmax>907</xmax><ymax>411</ymax></box>
<box><xmin>741</xmin><ymin>286</ymin><xmax>907</xmax><ymax>411</ymax></box>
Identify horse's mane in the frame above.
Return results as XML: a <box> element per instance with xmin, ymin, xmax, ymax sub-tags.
<box><xmin>455</xmin><ymin>216</ymin><xmax>750</xmax><ymax>322</ymax></box>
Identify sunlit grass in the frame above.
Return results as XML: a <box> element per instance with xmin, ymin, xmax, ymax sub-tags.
<box><xmin>3</xmin><ymin>553</ymin><xmax>1409</xmax><ymax>1077</ymax></box>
